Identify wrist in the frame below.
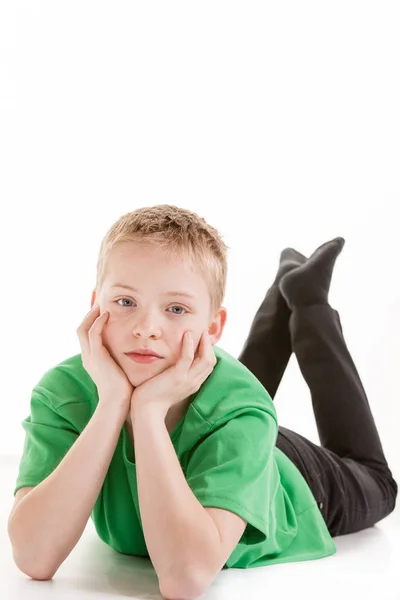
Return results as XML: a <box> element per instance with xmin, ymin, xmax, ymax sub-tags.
<box><xmin>130</xmin><ymin>398</ymin><xmax>167</xmax><ymax>425</ymax></box>
<box><xmin>95</xmin><ymin>401</ymin><xmax>129</xmax><ymax>428</ymax></box>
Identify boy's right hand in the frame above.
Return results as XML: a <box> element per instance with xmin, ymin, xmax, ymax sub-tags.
<box><xmin>76</xmin><ymin>305</ymin><xmax>133</xmax><ymax>413</ymax></box>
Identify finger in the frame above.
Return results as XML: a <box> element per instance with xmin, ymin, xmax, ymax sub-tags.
<box><xmin>203</xmin><ymin>330</ymin><xmax>216</xmax><ymax>364</ymax></box>
<box><xmin>77</xmin><ymin>305</ymin><xmax>101</xmax><ymax>334</ymax></box>
<box><xmin>78</xmin><ymin>308</ymin><xmax>108</xmax><ymax>356</ymax></box>
<box><xmin>88</xmin><ymin>311</ymin><xmax>109</xmax><ymax>351</ymax></box>
<box><xmin>76</xmin><ymin>305</ymin><xmax>101</xmax><ymax>354</ymax></box>
<box><xmin>176</xmin><ymin>331</ymin><xmax>195</xmax><ymax>373</ymax></box>
<box><xmin>184</xmin><ymin>330</ymin><xmax>196</xmax><ymax>361</ymax></box>
<box><xmin>191</xmin><ymin>331</ymin><xmax>215</xmax><ymax>376</ymax></box>
<box><xmin>190</xmin><ymin>336</ymin><xmax>216</xmax><ymax>391</ymax></box>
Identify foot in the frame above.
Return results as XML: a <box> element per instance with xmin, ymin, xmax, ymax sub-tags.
<box><xmin>279</xmin><ymin>237</ymin><xmax>345</xmax><ymax>309</ymax></box>
<box><xmin>273</xmin><ymin>247</ymin><xmax>307</xmax><ymax>286</ymax></box>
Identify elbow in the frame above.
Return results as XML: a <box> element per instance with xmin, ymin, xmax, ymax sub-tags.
<box><xmin>12</xmin><ymin>553</ymin><xmax>56</xmax><ymax>581</ymax></box>
<box><xmin>159</xmin><ymin>565</ymin><xmax>210</xmax><ymax>600</ymax></box>
<box><xmin>25</xmin><ymin>569</ymin><xmax>55</xmax><ymax>581</ymax></box>
<box><xmin>8</xmin><ymin>519</ymin><xmax>58</xmax><ymax>580</ymax></box>
<box><xmin>10</xmin><ymin>541</ymin><xmax>57</xmax><ymax>581</ymax></box>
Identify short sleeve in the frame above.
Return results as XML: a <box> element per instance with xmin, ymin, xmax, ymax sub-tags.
<box><xmin>185</xmin><ymin>408</ymin><xmax>278</xmax><ymax>545</ymax></box>
<box><xmin>14</xmin><ymin>392</ymin><xmax>79</xmax><ymax>496</ymax></box>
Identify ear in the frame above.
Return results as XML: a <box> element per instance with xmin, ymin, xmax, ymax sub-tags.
<box><xmin>90</xmin><ymin>289</ymin><xmax>96</xmax><ymax>308</ymax></box>
<box><xmin>207</xmin><ymin>306</ymin><xmax>227</xmax><ymax>345</ymax></box>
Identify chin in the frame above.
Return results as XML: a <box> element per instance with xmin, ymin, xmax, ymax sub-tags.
<box><xmin>125</xmin><ymin>362</ymin><xmax>167</xmax><ymax>388</ymax></box>
<box><xmin>121</xmin><ymin>355</ymin><xmax>170</xmax><ymax>387</ymax></box>
<box><xmin>128</xmin><ymin>373</ymin><xmax>153</xmax><ymax>388</ymax></box>
<box><xmin>125</xmin><ymin>364</ymin><xmax>153</xmax><ymax>381</ymax></box>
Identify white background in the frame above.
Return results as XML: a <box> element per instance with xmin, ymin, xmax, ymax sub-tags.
<box><xmin>1</xmin><ymin>1</ymin><xmax>399</xmax><ymax>489</ymax></box>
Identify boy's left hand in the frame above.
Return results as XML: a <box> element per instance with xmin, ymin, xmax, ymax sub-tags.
<box><xmin>130</xmin><ymin>330</ymin><xmax>216</xmax><ymax>417</ymax></box>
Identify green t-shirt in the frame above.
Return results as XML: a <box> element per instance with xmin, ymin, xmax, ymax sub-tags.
<box><xmin>14</xmin><ymin>345</ymin><xmax>336</xmax><ymax>569</ymax></box>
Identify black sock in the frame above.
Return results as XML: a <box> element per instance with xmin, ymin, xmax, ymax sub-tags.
<box><xmin>279</xmin><ymin>237</ymin><xmax>345</xmax><ymax>309</ymax></box>
<box><xmin>273</xmin><ymin>247</ymin><xmax>307</xmax><ymax>286</ymax></box>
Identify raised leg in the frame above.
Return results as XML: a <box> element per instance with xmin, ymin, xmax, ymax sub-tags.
<box><xmin>237</xmin><ymin>248</ymin><xmax>306</xmax><ymax>399</ymax></box>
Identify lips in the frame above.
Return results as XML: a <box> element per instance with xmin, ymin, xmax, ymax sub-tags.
<box><xmin>126</xmin><ymin>350</ymin><xmax>163</xmax><ymax>358</ymax></box>
<box><xmin>126</xmin><ymin>352</ymin><xmax>163</xmax><ymax>365</ymax></box>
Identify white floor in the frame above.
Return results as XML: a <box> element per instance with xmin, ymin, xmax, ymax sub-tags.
<box><xmin>1</xmin><ymin>455</ymin><xmax>399</xmax><ymax>600</ymax></box>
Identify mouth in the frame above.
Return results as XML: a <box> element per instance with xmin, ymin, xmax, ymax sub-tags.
<box><xmin>125</xmin><ymin>351</ymin><xmax>163</xmax><ymax>364</ymax></box>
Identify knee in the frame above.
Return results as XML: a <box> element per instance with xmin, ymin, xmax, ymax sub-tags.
<box><xmin>372</xmin><ymin>466</ymin><xmax>398</xmax><ymax>513</ymax></box>
<box><xmin>380</xmin><ymin>470</ymin><xmax>398</xmax><ymax>514</ymax></box>
<box><xmin>388</xmin><ymin>474</ymin><xmax>398</xmax><ymax>507</ymax></box>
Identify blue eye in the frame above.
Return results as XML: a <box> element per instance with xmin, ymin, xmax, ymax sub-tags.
<box><xmin>168</xmin><ymin>306</ymin><xmax>186</xmax><ymax>315</ymax></box>
<box><xmin>116</xmin><ymin>298</ymin><xmax>134</xmax><ymax>307</ymax></box>
<box><xmin>115</xmin><ymin>299</ymin><xmax>186</xmax><ymax>314</ymax></box>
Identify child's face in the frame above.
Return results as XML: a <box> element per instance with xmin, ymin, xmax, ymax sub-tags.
<box><xmin>91</xmin><ymin>241</ymin><xmax>227</xmax><ymax>388</ymax></box>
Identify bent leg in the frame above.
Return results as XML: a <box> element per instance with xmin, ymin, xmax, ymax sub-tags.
<box><xmin>276</xmin><ymin>425</ymin><xmax>396</xmax><ymax>536</ymax></box>
<box><xmin>286</xmin><ymin>304</ymin><xmax>397</xmax><ymax>535</ymax></box>
<box><xmin>239</xmin><ymin>238</ymin><xmax>397</xmax><ymax>535</ymax></box>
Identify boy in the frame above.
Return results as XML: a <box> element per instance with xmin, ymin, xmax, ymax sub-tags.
<box><xmin>8</xmin><ymin>205</ymin><xmax>398</xmax><ymax>600</ymax></box>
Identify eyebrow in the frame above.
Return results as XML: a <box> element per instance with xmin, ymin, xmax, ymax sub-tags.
<box><xmin>111</xmin><ymin>283</ymin><xmax>196</xmax><ymax>300</ymax></box>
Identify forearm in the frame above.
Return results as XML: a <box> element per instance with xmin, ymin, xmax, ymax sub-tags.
<box><xmin>8</xmin><ymin>402</ymin><xmax>127</xmax><ymax>580</ymax></box>
<box><xmin>131</xmin><ymin>404</ymin><xmax>221</xmax><ymax>599</ymax></box>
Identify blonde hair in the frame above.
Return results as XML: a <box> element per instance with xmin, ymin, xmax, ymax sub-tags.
<box><xmin>95</xmin><ymin>204</ymin><xmax>229</xmax><ymax>315</ymax></box>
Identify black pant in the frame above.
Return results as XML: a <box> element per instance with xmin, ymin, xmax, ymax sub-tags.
<box><xmin>238</xmin><ymin>290</ymin><xmax>398</xmax><ymax>537</ymax></box>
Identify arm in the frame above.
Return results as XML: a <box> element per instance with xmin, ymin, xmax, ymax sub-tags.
<box><xmin>8</xmin><ymin>401</ymin><xmax>127</xmax><ymax>580</ymax></box>
<box><xmin>132</xmin><ymin>403</ymin><xmax>224</xmax><ymax>600</ymax></box>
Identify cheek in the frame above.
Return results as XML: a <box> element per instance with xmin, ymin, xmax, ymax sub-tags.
<box><xmin>165</xmin><ymin>329</ymin><xmax>186</xmax><ymax>360</ymax></box>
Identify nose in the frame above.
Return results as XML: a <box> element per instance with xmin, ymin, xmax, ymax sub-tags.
<box><xmin>132</xmin><ymin>310</ymin><xmax>161</xmax><ymax>339</ymax></box>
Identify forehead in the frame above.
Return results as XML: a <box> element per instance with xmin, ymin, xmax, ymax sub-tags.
<box><xmin>104</xmin><ymin>241</ymin><xmax>208</xmax><ymax>294</ymax></box>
